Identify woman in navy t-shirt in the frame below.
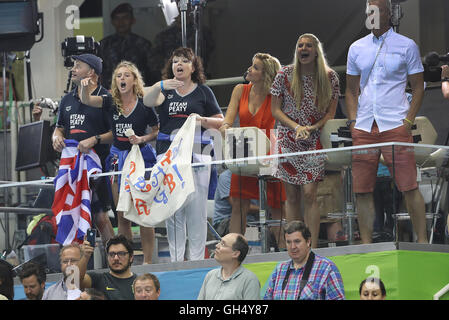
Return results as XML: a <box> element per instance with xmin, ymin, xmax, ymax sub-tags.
<box><xmin>143</xmin><ymin>47</ymin><xmax>223</xmax><ymax>262</ymax></box>
<box><xmin>80</xmin><ymin>61</ymin><xmax>159</xmax><ymax>264</ymax></box>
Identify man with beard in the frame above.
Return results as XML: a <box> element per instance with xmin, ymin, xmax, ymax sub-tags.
<box><xmin>43</xmin><ymin>243</ymin><xmax>88</xmax><ymax>300</ymax></box>
<box><xmin>81</xmin><ymin>234</ymin><xmax>136</xmax><ymax>300</ymax></box>
<box><xmin>18</xmin><ymin>262</ymin><xmax>46</xmax><ymax>300</ymax></box>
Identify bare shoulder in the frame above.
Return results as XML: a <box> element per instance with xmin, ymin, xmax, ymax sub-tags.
<box><xmin>234</xmin><ymin>83</ymin><xmax>245</xmax><ymax>93</ymax></box>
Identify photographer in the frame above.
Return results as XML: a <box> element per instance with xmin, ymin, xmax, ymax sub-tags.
<box><xmin>32</xmin><ymin>103</ymin><xmax>42</xmax><ymax>121</ymax></box>
<box><xmin>442</xmin><ymin>65</ymin><xmax>449</xmax><ymax>100</ymax></box>
<box><xmin>31</xmin><ymin>98</ymin><xmax>57</xmax><ymax>122</ymax></box>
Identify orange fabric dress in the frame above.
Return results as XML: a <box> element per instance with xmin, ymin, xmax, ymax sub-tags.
<box><xmin>229</xmin><ymin>84</ymin><xmax>286</xmax><ymax>208</ymax></box>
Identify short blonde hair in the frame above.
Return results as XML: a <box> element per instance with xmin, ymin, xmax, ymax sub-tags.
<box><xmin>59</xmin><ymin>243</ymin><xmax>83</xmax><ymax>260</ymax></box>
<box><xmin>253</xmin><ymin>53</ymin><xmax>281</xmax><ymax>94</ymax></box>
<box><xmin>110</xmin><ymin>61</ymin><xmax>145</xmax><ymax>114</ymax></box>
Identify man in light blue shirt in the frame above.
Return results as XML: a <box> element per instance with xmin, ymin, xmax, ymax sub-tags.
<box><xmin>345</xmin><ymin>0</ymin><xmax>427</xmax><ymax>244</ymax></box>
<box><xmin>197</xmin><ymin>233</ymin><xmax>260</xmax><ymax>300</ymax></box>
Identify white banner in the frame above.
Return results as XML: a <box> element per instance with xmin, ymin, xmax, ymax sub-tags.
<box><xmin>116</xmin><ymin>115</ymin><xmax>197</xmax><ymax>227</ymax></box>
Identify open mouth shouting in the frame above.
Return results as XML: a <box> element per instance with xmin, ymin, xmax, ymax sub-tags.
<box><xmin>300</xmin><ymin>52</ymin><xmax>310</xmax><ymax>59</ymax></box>
<box><xmin>176</xmin><ymin>66</ymin><xmax>184</xmax><ymax>75</ymax></box>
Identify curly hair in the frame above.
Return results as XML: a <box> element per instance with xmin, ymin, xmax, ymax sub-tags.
<box><xmin>161</xmin><ymin>47</ymin><xmax>206</xmax><ymax>84</ymax></box>
<box><xmin>110</xmin><ymin>61</ymin><xmax>145</xmax><ymax>114</ymax></box>
<box><xmin>106</xmin><ymin>234</ymin><xmax>134</xmax><ymax>256</ymax></box>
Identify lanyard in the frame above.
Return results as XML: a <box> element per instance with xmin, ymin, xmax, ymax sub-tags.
<box><xmin>281</xmin><ymin>251</ymin><xmax>315</xmax><ymax>300</ymax></box>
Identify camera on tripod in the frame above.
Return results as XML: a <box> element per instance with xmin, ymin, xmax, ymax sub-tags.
<box><xmin>423</xmin><ymin>51</ymin><xmax>449</xmax><ymax>82</ymax></box>
<box><xmin>61</xmin><ymin>36</ymin><xmax>99</xmax><ymax>93</ymax></box>
<box><xmin>61</xmin><ymin>36</ymin><xmax>99</xmax><ymax>69</ymax></box>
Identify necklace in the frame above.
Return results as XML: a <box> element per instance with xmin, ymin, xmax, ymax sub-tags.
<box><xmin>121</xmin><ymin>98</ymin><xmax>136</xmax><ymax>113</ymax></box>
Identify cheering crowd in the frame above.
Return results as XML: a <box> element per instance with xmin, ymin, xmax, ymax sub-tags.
<box><xmin>1</xmin><ymin>0</ymin><xmax>448</xmax><ymax>300</ymax></box>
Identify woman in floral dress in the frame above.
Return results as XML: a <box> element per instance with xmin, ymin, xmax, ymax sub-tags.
<box><xmin>271</xmin><ymin>33</ymin><xmax>340</xmax><ymax>248</ymax></box>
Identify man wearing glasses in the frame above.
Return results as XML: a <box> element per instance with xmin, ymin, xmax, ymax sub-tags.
<box><xmin>43</xmin><ymin>243</ymin><xmax>88</xmax><ymax>300</ymax></box>
<box><xmin>197</xmin><ymin>233</ymin><xmax>260</xmax><ymax>300</ymax></box>
<box><xmin>81</xmin><ymin>234</ymin><xmax>137</xmax><ymax>300</ymax></box>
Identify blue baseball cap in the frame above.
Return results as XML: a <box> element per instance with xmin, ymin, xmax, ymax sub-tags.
<box><xmin>72</xmin><ymin>53</ymin><xmax>103</xmax><ymax>75</ymax></box>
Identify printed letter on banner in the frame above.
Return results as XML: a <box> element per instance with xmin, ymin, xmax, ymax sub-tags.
<box><xmin>116</xmin><ymin>116</ymin><xmax>196</xmax><ymax>226</ymax></box>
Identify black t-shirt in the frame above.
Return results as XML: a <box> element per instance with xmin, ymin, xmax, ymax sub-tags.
<box><xmin>88</xmin><ymin>271</ymin><xmax>137</xmax><ymax>300</ymax></box>
<box><xmin>56</xmin><ymin>86</ymin><xmax>111</xmax><ymax>160</ymax></box>
<box><xmin>156</xmin><ymin>84</ymin><xmax>222</xmax><ymax>155</ymax></box>
<box><xmin>102</xmin><ymin>96</ymin><xmax>159</xmax><ymax>151</ymax></box>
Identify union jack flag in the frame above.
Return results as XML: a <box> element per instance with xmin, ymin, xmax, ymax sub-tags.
<box><xmin>52</xmin><ymin>139</ymin><xmax>102</xmax><ymax>245</ymax></box>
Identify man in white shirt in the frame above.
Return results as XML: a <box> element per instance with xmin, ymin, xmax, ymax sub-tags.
<box><xmin>345</xmin><ymin>0</ymin><xmax>427</xmax><ymax>243</ymax></box>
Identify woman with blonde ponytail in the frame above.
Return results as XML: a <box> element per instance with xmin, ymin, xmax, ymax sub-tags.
<box><xmin>271</xmin><ymin>34</ymin><xmax>340</xmax><ymax>248</ymax></box>
<box><xmin>219</xmin><ymin>53</ymin><xmax>286</xmax><ymax>248</ymax></box>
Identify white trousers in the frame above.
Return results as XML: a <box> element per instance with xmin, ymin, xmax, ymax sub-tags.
<box><xmin>165</xmin><ymin>154</ymin><xmax>211</xmax><ymax>262</ymax></box>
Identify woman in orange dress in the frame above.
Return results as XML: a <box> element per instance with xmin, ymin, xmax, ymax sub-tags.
<box><xmin>220</xmin><ymin>53</ymin><xmax>286</xmax><ymax>248</ymax></box>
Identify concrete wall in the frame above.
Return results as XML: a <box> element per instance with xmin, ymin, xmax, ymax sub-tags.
<box><xmin>28</xmin><ymin>0</ymin><xmax>84</xmax><ymax>101</ymax></box>
<box><xmin>419</xmin><ymin>0</ymin><xmax>449</xmax><ymax>56</ymax></box>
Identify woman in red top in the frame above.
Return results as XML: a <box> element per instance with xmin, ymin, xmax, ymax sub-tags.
<box><xmin>220</xmin><ymin>53</ymin><xmax>286</xmax><ymax>247</ymax></box>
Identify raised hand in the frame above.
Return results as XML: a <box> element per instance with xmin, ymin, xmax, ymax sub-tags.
<box><xmin>161</xmin><ymin>78</ymin><xmax>185</xmax><ymax>90</ymax></box>
<box><xmin>80</xmin><ymin>77</ymin><xmax>93</xmax><ymax>88</ymax></box>
<box><xmin>32</xmin><ymin>103</ymin><xmax>42</xmax><ymax>121</ymax></box>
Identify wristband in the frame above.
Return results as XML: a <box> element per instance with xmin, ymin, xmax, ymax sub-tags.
<box><xmin>294</xmin><ymin>124</ymin><xmax>300</xmax><ymax>131</ymax></box>
<box><xmin>404</xmin><ymin>118</ymin><xmax>413</xmax><ymax>125</ymax></box>
<box><xmin>160</xmin><ymin>80</ymin><xmax>164</xmax><ymax>91</ymax></box>
<box><xmin>442</xmin><ymin>77</ymin><xmax>449</xmax><ymax>83</ymax></box>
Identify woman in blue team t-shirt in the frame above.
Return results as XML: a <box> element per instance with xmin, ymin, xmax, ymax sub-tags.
<box><xmin>143</xmin><ymin>47</ymin><xmax>223</xmax><ymax>262</ymax></box>
<box><xmin>80</xmin><ymin>61</ymin><xmax>159</xmax><ymax>264</ymax></box>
